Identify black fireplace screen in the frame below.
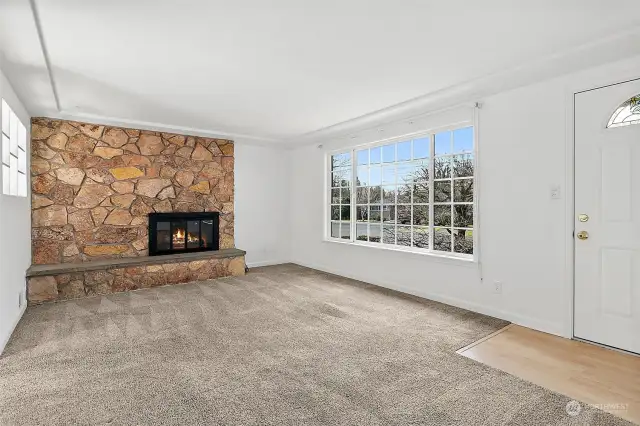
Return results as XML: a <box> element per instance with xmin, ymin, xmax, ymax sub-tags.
<box><xmin>148</xmin><ymin>212</ymin><xmax>219</xmax><ymax>256</ymax></box>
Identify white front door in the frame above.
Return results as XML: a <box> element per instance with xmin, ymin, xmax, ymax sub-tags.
<box><xmin>574</xmin><ymin>78</ymin><xmax>640</xmax><ymax>354</ymax></box>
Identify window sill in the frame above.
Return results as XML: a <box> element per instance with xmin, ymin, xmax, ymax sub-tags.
<box><xmin>322</xmin><ymin>238</ymin><xmax>477</xmax><ymax>266</ymax></box>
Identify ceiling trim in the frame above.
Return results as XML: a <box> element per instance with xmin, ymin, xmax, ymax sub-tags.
<box><xmin>26</xmin><ymin>0</ymin><xmax>282</xmax><ymax>145</ymax></box>
<box><xmin>51</xmin><ymin>110</ymin><xmax>282</xmax><ymax>145</ymax></box>
<box><xmin>29</xmin><ymin>0</ymin><xmax>60</xmax><ymax>112</ymax></box>
<box><xmin>24</xmin><ymin>0</ymin><xmax>640</xmax><ymax>148</ymax></box>
<box><xmin>286</xmin><ymin>26</ymin><xmax>640</xmax><ymax>148</ymax></box>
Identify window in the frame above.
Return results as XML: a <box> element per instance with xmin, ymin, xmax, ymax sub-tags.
<box><xmin>329</xmin><ymin>152</ymin><xmax>352</xmax><ymax>239</ymax></box>
<box><xmin>607</xmin><ymin>95</ymin><xmax>640</xmax><ymax>128</ymax></box>
<box><xmin>328</xmin><ymin>126</ymin><xmax>475</xmax><ymax>257</ymax></box>
<box><xmin>1</xmin><ymin>99</ymin><xmax>27</xmax><ymax>197</ymax></box>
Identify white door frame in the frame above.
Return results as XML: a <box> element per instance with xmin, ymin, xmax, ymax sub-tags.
<box><xmin>567</xmin><ymin>72</ymin><xmax>640</xmax><ymax>343</ymax></box>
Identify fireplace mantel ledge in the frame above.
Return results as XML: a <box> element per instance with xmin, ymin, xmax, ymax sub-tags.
<box><xmin>27</xmin><ymin>248</ymin><xmax>246</xmax><ymax>277</ymax></box>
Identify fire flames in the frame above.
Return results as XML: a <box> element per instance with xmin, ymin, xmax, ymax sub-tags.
<box><xmin>172</xmin><ymin>228</ymin><xmax>200</xmax><ymax>247</ymax></box>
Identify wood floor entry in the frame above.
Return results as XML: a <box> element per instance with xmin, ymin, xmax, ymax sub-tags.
<box><xmin>457</xmin><ymin>324</ymin><xmax>640</xmax><ymax>424</ymax></box>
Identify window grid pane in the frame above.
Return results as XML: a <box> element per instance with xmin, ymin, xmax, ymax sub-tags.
<box><xmin>2</xmin><ymin>134</ymin><xmax>9</xmax><ymax>165</ymax></box>
<box><xmin>18</xmin><ymin>147</ymin><xmax>26</xmax><ymax>174</ymax></box>
<box><xmin>18</xmin><ymin>172</ymin><xmax>27</xmax><ymax>197</ymax></box>
<box><xmin>328</xmin><ymin>127</ymin><xmax>473</xmax><ymax>255</ymax></box>
<box><xmin>9</xmin><ymin>154</ymin><xmax>18</xmax><ymax>195</ymax></box>
<box><xmin>18</xmin><ymin>122</ymin><xmax>26</xmax><ymax>150</ymax></box>
<box><xmin>329</xmin><ymin>152</ymin><xmax>352</xmax><ymax>240</ymax></box>
<box><xmin>1</xmin><ymin>99</ymin><xmax>9</xmax><ymax>136</ymax></box>
<box><xmin>9</xmin><ymin>111</ymin><xmax>18</xmax><ymax>157</ymax></box>
<box><xmin>2</xmin><ymin>164</ymin><xmax>9</xmax><ymax>195</ymax></box>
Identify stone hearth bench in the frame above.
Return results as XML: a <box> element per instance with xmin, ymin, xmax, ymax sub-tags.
<box><xmin>26</xmin><ymin>248</ymin><xmax>246</xmax><ymax>304</ymax></box>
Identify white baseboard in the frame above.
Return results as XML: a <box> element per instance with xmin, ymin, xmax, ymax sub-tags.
<box><xmin>246</xmin><ymin>259</ymin><xmax>289</xmax><ymax>268</ymax></box>
<box><xmin>0</xmin><ymin>303</ymin><xmax>27</xmax><ymax>356</ymax></box>
<box><xmin>292</xmin><ymin>259</ymin><xmax>566</xmax><ymax>338</ymax></box>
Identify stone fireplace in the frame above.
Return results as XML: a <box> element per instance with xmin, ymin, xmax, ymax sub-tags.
<box><xmin>26</xmin><ymin>118</ymin><xmax>245</xmax><ymax>304</ymax></box>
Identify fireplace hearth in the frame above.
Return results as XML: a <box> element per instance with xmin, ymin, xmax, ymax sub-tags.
<box><xmin>149</xmin><ymin>212</ymin><xmax>220</xmax><ymax>256</ymax></box>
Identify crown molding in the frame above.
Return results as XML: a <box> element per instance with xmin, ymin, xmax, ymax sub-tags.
<box><xmin>48</xmin><ymin>110</ymin><xmax>284</xmax><ymax>146</ymax></box>
<box><xmin>25</xmin><ymin>0</ymin><xmax>640</xmax><ymax>150</ymax></box>
<box><xmin>26</xmin><ymin>0</ymin><xmax>285</xmax><ymax>147</ymax></box>
<box><xmin>29</xmin><ymin>0</ymin><xmax>60</xmax><ymax>112</ymax></box>
<box><xmin>285</xmin><ymin>26</ymin><xmax>640</xmax><ymax>148</ymax></box>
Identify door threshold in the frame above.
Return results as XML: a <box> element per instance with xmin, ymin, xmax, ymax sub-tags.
<box><xmin>573</xmin><ymin>336</ymin><xmax>640</xmax><ymax>358</ymax></box>
<box><xmin>456</xmin><ymin>323</ymin><xmax>514</xmax><ymax>354</ymax></box>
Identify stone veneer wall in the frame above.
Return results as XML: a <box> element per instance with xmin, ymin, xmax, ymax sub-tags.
<box><xmin>28</xmin><ymin>256</ymin><xmax>245</xmax><ymax>303</ymax></box>
<box><xmin>30</xmin><ymin>118</ymin><xmax>234</xmax><ymax>264</ymax></box>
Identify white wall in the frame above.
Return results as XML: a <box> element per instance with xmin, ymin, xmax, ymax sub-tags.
<box><xmin>235</xmin><ymin>144</ymin><xmax>291</xmax><ymax>267</ymax></box>
<box><xmin>0</xmin><ymin>68</ymin><xmax>31</xmax><ymax>354</ymax></box>
<box><xmin>289</xmin><ymin>55</ymin><xmax>640</xmax><ymax>338</ymax></box>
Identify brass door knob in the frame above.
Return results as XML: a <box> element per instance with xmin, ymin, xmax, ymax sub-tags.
<box><xmin>577</xmin><ymin>231</ymin><xmax>589</xmax><ymax>240</ymax></box>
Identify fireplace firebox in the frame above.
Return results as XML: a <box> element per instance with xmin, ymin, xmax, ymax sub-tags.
<box><xmin>148</xmin><ymin>212</ymin><xmax>219</xmax><ymax>256</ymax></box>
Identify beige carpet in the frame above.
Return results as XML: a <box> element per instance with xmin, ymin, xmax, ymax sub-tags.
<box><xmin>0</xmin><ymin>264</ymin><xmax>631</xmax><ymax>425</ymax></box>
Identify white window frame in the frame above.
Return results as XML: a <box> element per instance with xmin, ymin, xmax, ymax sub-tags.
<box><xmin>1</xmin><ymin>99</ymin><xmax>28</xmax><ymax>197</ymax></box>
<box><xmin>325</xmin><ymin>123</ymin><xmax>477</xmax><ymax>261</ymax></box>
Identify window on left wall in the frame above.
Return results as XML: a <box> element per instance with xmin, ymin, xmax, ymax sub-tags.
<box><xmin>1</xmin><ymin>99</ymin><xmax>27</xmax><ymax>197</ymax></box>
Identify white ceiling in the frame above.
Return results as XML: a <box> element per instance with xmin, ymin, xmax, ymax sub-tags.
<box><xmin>1</xmin><ymin>0</ymin><xmax>640</xmax><ymax>143</ymax></box>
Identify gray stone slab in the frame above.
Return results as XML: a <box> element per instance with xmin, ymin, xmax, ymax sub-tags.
<box><xmin>27</xmin><ymin>248</ymin><xmax>246</xmax><ymax>277</ymax></box>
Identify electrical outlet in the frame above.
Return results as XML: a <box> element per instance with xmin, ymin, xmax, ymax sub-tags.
<box><xmin>493</xmin><ymin>281</ymin><xmax>503</xmax><ymax>294</ymax></box>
